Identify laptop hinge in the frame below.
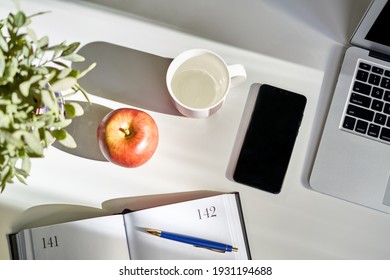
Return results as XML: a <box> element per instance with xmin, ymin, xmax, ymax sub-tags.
<box><xmin>369</xmin><ymin>51</ymin><xmax>390</xmax><ymax>63</ymax></box>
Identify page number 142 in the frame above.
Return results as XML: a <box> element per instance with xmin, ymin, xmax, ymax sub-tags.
<box><xmin>197</xmin><ymin>206</ymin><xmax>217</xmax><ymax>220</ymax></box>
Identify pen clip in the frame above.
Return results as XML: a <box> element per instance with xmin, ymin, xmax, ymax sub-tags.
<box><xmin>194</xmin><ymin>245</ymin><xmax>226</xmax><ymax>253</ymax></box>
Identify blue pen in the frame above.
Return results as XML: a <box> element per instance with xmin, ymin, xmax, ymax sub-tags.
<box><xmin>145</xmin><ymin>228</ymin><xmax>238</xmax><ymax>253</ymax></box>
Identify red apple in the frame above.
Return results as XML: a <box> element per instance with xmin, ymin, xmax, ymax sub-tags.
<box><xmin>97</xmin><ymin>108</ymin><xmax>159</xmax><ymax>167</ymax></box>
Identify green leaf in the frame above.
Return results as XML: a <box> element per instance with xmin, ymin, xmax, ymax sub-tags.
<box><xmin>64</xmin><ymin>102</ymin><xmax>84</xmax><ymax>118</ymax></box>
<box><xmin>38</xmin><ymin>70</ymin><xmax>56</xmax><ymax>87</ymax></box>
<box><xmin>29</xmin><ymin>74</ymin><xmax>43</xmax><ymax>85</ymax></box>
<box><xmin>0</xmin><ymin>113</ymin><xmax>11</xmax><ymax>128</ymax></box>
<box><xmin>61</xmin><ymin>42</ymin><xmax>80</xmax><ymax>56</ymax></box>
<box><xmin>1</xmin><ymin>165</ymin><xmax>12</xmax><ymax>192</ymax></box>
<box><xmin>22</xmin><ymin>132</ymin><xmax>44</xmax><ymax>156</ymax></box>
<box><xmin>51</xmin><ymin>129</ymin><xmax>76</xmax><ymax>148</ymax></box>
<box><xmin>64</xmin><ymin>103</ymin><xmax>75</xmax><ymax>118</ymax></box>
<box><xmin>50</xmin><ymin>77</ymin><xmax>77</xmax><ymax>92</ymax></box>
<box><xmin>13</xmin><ymin>111</ymin><xmax>28</xmax><ymax>120</ymax></box>
<box><xmin>43</xmin><ymin>130</ymin><xmax>55</xmax><ymax>147</ymax></box>
<box><xmin>78</xmin><ymin>62</ymin><xmax>96</xmax><ymax>79</ymax></box>
<box><xmin>0</xmin><ymin>51</ymin><xmax>5</xmax><ymax>75</ymax></box>
<box><xmin>0</xmin><ymin>57</ymin><xmax>18</xmax><ymax>85</ymax></box>
<box><xmin>68</xmin><ymin>69</ymin><xmax>81</xmax><ymax>79</ymax></box>
<box><xmin>6</xmin><ymin>104</ymin><xmax>17</xmax><ymax>114</ymax></box>
<box><xmin>14</xmin><ymin>172</ymin><xmax>27</xmax><ymax>185</ymax></box>
<box><xmin>11</xmin><ymin>92</ymin><xmax>22</xmax><ymax>104</ymax></box>
<box><xmin>0</xmin><ymin>99</ymin><xmax>12</xmax><ymax>105</ymax></box>
<box><xmin>38</xmin><ymin>36</ymin><xmax>49</xmax><ymax>49</ymax></box>
<box><xmin>37</xmin><ymin>112</ymin><xmax>55</xmax><ymax>127</ymax></box>
<box><xmin>21</xmin><ymin>154</ymin><xmax>31</xmax><ymax>175</ymax></box>
<box><xmin>57</xmin><ymin>68</ymin><xmax>72</xmax><ymax>79</ymax></box>
<box><xmin>26</xmin><ymin>27</ymin><xmax>38</xmax><ymax>46</ymax></box>
<box><xmin>0</xmin><ymin>36</ymin><xmax>8</xmax><ymax>52</ymax></box>
<box><xmin>51</xmin><ymin>60</ymin><xmax>70</xmax><ymax>68</ymax></box>
<box><xmin>14</xmin><ymin>11</ymin><xmax>27</xmax><ymax>27</ymax></box>
<box><xmin>0</xmin><ymin>130</ymin><xmax>23</xmax><ymax>148</ymax></box>
<box><xmin>41</xmin><ymin>89</ymin><xmax>56</xmax><ymax>111</ymax></box>
<box><xmin>50</xmin><ymin>129</ymin><xmax>66</xmax><ymax>140</ymax></box>
<box><xmin>52</xmin><ymin>118</ymin><xmax>72</xmax><ymax>129</ymax></box>
<box><xmin>58</xmin><ymin>130</ymin><xmax>77</xmax><ymax>148</ymax></box>
<box><xmin>44</xmin><ymin>41</ymin><xmax>67</xmax><ymax>52</ymax></box>
<box><xmin>19</xmin><ymin>80</ymin><xmax>31</xmax><ymax>97</ymax></box>
<box><xmin>61</xmin><ymin>53</ymin><xmax>85</xmax><ymax>62</ymax></box>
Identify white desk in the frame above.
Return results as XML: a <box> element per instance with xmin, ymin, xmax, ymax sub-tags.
<box><xmin>1</xmin><ymin>0</ymin><xmax>389</xmax><ymax>260</ymax></box>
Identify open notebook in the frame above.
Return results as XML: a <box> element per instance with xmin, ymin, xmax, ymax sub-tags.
<box><xmin>9</xmin><ymin>191</ymin><xmax>251</xmax><ymax>260</ymax></box>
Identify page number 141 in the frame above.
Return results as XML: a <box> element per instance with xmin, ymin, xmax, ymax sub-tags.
<box><xmin>42</xmin><ymin>236</ymin><xmax>59</xmax><ymax>249</ymax></box>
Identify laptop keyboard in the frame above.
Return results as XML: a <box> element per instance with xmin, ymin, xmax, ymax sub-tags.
<box><xmin>340</xmin><ymin>59</ymin><xmax>390</xmax><ymax>144</ymax></box>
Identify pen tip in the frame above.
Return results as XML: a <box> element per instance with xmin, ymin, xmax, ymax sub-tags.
<box><xmin>232</xmin><ymin>247</ymin><xmax>238</xmax><ymax>252</ymax></box>
<box><xmin>145</xmin><ymin>229</ymin><xmax>162</xmax><ymax>237</ymax></box>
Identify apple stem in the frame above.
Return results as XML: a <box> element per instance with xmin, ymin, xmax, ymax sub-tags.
<box><xmin>119</xmin><ymin>127</ymin><xmax>131</xmax><ymax>137</ymax></box>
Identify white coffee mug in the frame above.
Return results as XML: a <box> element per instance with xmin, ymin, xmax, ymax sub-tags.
<box><xmin>166</xmin><ymin>49</ymin><xmax>247</xmax><ymax>118</ymax></box>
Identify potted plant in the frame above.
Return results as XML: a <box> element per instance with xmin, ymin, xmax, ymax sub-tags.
<box><xmin>0</xmin><ymin>9</ymin><xmax>96</xmax><ymax>191</ymax></box>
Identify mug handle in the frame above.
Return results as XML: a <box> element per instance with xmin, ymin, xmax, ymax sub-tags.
<box><xmin>227</xmin><ymin>64</ymin><xmax>247</xmax><ymax>88</ymax></box>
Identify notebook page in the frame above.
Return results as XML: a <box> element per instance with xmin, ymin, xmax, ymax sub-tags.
<box><xmin>26</xmin><ymin>215</ymin><xmax>129</xmax><ymax>259</ymax></box>
<box><xmin>123</xmin><ymin>193</ymin><xmax>248</xmax><ymax>259</ymax></box>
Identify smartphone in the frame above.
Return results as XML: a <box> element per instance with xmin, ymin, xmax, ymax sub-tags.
<box><xmin>233</xmin><ymin>84</ymin><xmax>307</xmax><ymax>194</ymax></box>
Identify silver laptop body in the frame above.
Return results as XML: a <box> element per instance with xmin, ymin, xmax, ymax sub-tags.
<box><xmin>310</xmin><ymin>0</ymin><xmax>390</xmax><ymax>213</ymax></box>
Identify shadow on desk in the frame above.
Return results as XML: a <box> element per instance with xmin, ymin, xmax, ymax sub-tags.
<box><xmin>10</xmin><ymin>204</ymin><xmax>105</xmax><ymax>233</ymax></box>
<box><xmin>225</xmin><ymin>84</ymin><xmax>260</xmax><ymax>183</ymax></box>
<box><xmin>53</xmin><ymin>101</ymin><xmax>110</xmax><ymax>161</ymax></box>
<box><xmin>76</xmin><ymin>41</ymin><xmax>180</xmax><ymax>116</ymax></box>
<box><xmin>55</xmin><ymin>41</ymin><xmax>182</xmax><ymax>160</ymax></box>
<box><xmin>10</xmin><ymin>191</ymin><xmax>220</xmax><ymax>232</ymax></box>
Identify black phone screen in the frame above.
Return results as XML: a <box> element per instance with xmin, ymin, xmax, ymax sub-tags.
<box><xmin>233</xmin><ymin>84</ymin><xmax>307</xmax><ymax>193</ymax></box>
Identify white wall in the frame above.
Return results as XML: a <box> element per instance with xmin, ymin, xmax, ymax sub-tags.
<box><xmin>78</xmin><ymin>0</ymin><xmax>371</xmax><ymax>70</ymax></box>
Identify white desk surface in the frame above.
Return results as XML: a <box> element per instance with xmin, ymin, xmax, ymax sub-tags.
<box><xmin>1</xmin><ymin>0</ymin><xmax>389</xmax><ymax>260</ymax></box>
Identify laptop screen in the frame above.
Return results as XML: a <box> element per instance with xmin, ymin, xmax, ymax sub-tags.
<box><xmin>365</xmin><ymin>0</ymin><xmax>390</xmax><ymax>47</ymax></box>
<box><xmin>351</xmin><ymin>0</ymin><xmax>390</xmax><ymax>55</ymax></box>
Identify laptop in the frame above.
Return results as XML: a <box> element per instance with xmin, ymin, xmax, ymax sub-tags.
<box><xmin>310</xmin><ymin>0</ymin><xmax>390</xmax><ymax>213</ymax></box>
